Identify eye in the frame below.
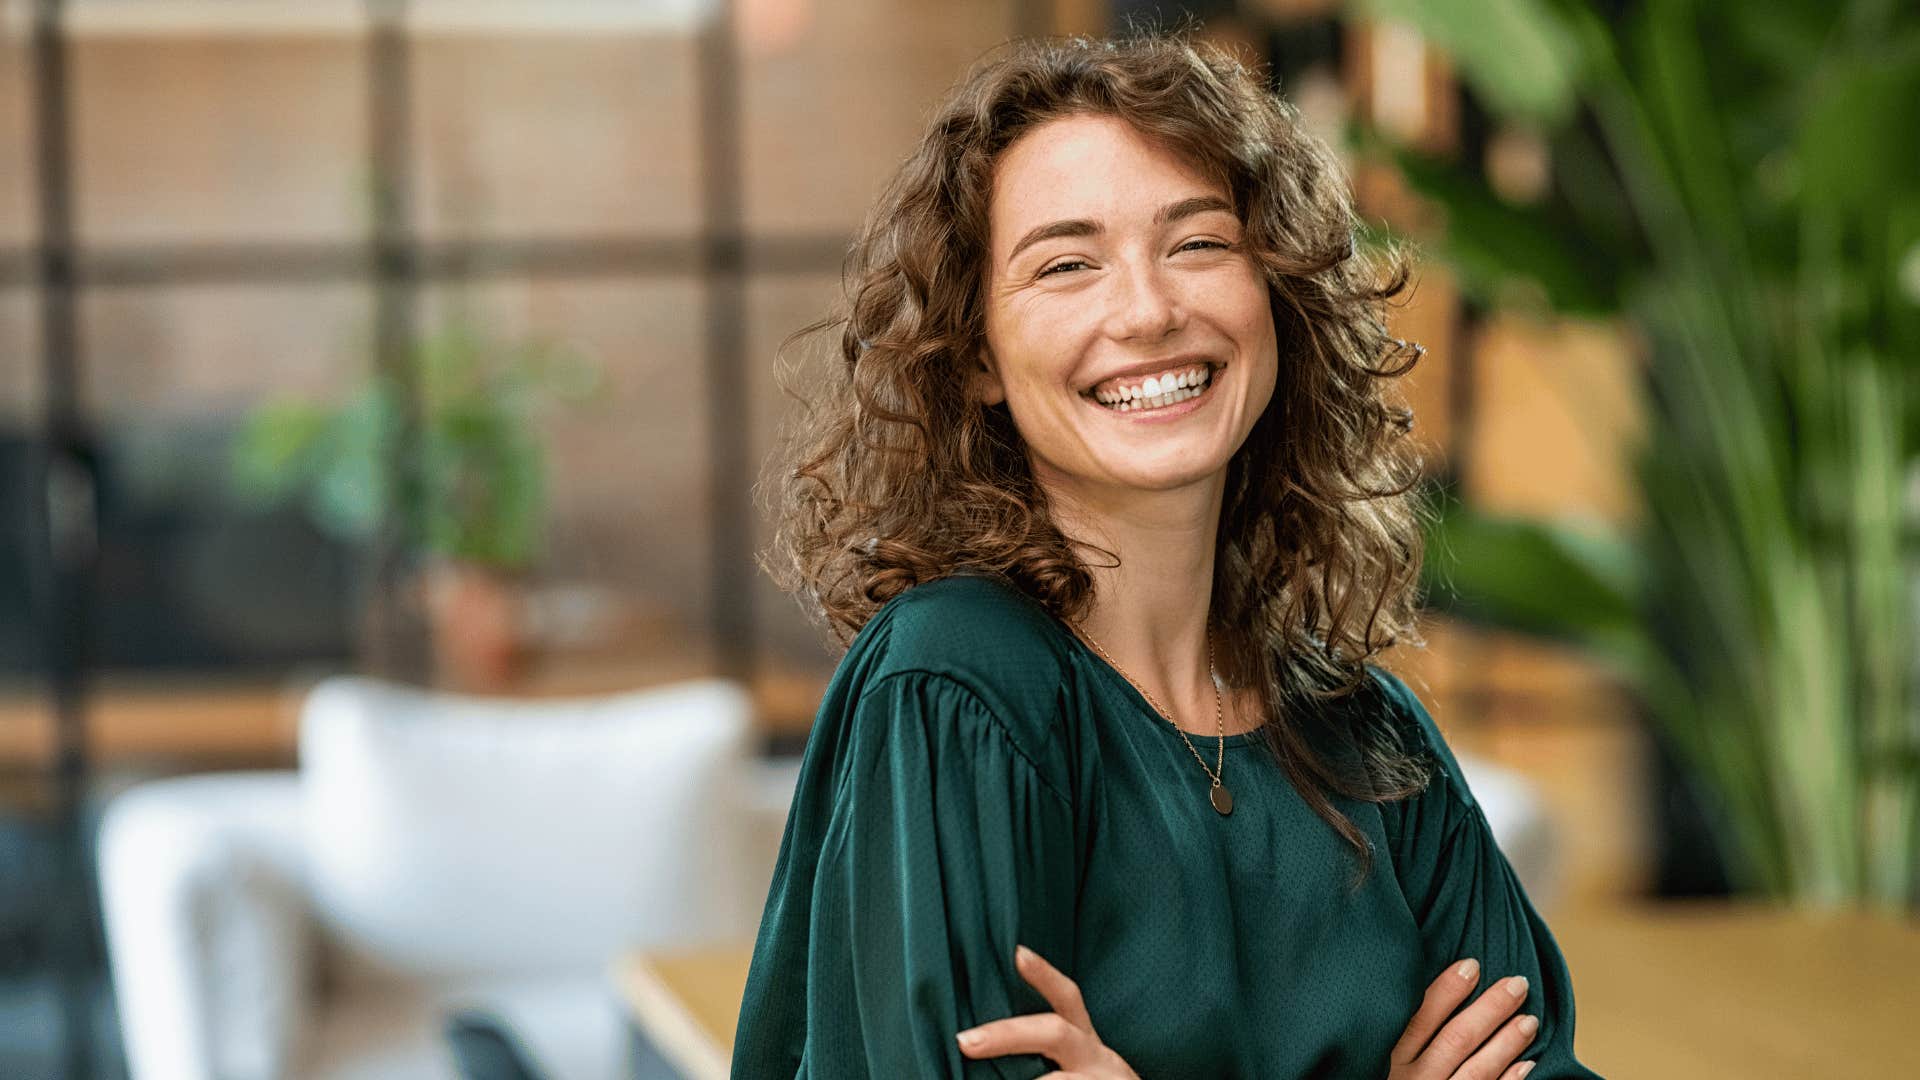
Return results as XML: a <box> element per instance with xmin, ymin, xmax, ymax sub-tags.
<box><xmin>1038</xmin><ymin>258</ymin><xmax>1090</xmax><ymax>278</ymax></box>
<box><xmin>1176</xmin><ymin>239</ymin><xmax>1231</xmax><ymax>254</ymax></box>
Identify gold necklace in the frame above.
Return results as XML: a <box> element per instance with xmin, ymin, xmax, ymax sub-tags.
<box><xmin>1071</xmin><ymin>623</ymin><xmax>1234</xmax><ymax>816</ymax></box>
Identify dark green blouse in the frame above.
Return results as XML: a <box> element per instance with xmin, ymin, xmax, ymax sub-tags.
<box><xmin>731</xmin><ymin>573</ymin><xmax>1601</xmax><ymax>1079</ymax></box>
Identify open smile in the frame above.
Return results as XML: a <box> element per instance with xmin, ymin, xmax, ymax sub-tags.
<box><xmin>1081</xmin><ymin>362</ymin><xmax>1225</xmax><ymax>419</ymax></box>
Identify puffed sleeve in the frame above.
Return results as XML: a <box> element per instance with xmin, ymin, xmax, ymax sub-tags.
<box><xmin>730</xmin><ymin>670</ymin><xmax>1079</xmax><ymax>1079</ymax></box>
<box><xmin>1375</xmin><ymin>669</ymin><xmax>1606</xmax><ymax>1080</ymax></box>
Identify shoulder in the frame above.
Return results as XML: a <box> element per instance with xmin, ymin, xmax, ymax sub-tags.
<box><xmin>1362</xmin><ymin>665</ymin><xmax>1425</xmax><ymax>730</ymax></box>
<box><xmin>1361</xmin><ymin>663</ymin><xmax>1475</xmax><ymax>811</ymax></box>
<box><xmin>849</xmin><ymin>572</ymin><xmax>1073</xmax><ymax>746</ymax></box>
<box><xmin>865</xmin><ymin>572</ymin><xmax>1072</xmax><ymax>712</ymax></box>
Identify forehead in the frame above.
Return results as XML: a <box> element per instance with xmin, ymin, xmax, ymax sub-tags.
<box><xmin>987</xmin><ymin>114</ymin><xmax>1227</xmax><ymax>246</ymax></box>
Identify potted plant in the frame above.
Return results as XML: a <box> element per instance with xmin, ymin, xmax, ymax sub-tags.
<box><xmin>1344</xmin><ymin>0</ymin><xmax>1918</xmax><ymax>907</ymax></box>
<box><xmin>229</xmin><ymin>310</ymin><xmax>603</xmax><ymax>690</ymax></box>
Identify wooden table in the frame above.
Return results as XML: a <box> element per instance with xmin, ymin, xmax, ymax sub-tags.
<box><xmin>611</xmin><ymin>901</ymin><xmax>1920</xmax><ymax>1079</ymax></box>
<box><xmin>1546</xmin><ymin>899</ymin><xmax>1920</xmax><ymax>1078</ymax></box>
<box><xmin>613</xmin><ymin>944</ymin><xmax>755</xmax><ymax>1080</ymax></box>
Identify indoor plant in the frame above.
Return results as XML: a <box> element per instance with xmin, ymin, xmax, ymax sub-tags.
<box><xmin>1347</xmin><ymin>0</ymin><xmax>1918</xmax><ymax>908</ymax></box>
<box><xmin>229</xmin><ymin>310</ymin><xmax>602</xmax><ymax>690</ymax></box>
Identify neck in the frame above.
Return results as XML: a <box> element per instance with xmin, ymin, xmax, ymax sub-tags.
<box><xmin>1037</xmin><ymin>462</ymin><xmax>1225</xmax><ymax>720</ymax></box>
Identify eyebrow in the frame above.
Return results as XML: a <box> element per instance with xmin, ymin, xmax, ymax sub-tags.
<box><xmin>1005</xmin><ymin>195</ymin><xmax>1237</xmax><ymax>266</ymax></box>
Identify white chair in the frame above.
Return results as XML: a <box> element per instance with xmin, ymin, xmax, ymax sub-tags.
<box><xmin>97</xmin><ymin>675</ymin><xmax>770</xmax><ymax>1080</ymax></box>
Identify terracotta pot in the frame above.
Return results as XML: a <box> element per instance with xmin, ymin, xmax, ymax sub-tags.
<box><xmin>420</xmin><ymin>559</ymin><xmax>530</xmax><ymax>692</ymax></box>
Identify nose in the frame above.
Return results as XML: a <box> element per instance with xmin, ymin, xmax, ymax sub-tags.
<box><xmin>1102</xmin><ymin>256</ymin><xmax>1184</xmax><ymax>343</ymax></box>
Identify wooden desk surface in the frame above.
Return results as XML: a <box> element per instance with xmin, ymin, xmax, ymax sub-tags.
<box><xmin>612</xmin><ymin>901</ymin><xmax>1920</xmax><ymax>1080</ymax></box>
<box><xmin>612</xmin><ymin>944</ymin><xmax>754</xmax><ymax>1080</ymax></box>
<box><xmin>1548</xmin><ymin>899</ymin><xmax>1920</xmax><ymax>1078</ymax></box>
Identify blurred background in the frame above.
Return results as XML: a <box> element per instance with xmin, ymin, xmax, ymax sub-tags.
<box><xmin>0</xmin><ymin>1</ymin><xmax>1913</xmax><ymax>1078</ymax></box>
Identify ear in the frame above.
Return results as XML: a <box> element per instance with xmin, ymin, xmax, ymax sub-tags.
<box><xmin>967</xmin><ymin>347</ymin><xmax>1007</xmax><ymax>407</ymax></box>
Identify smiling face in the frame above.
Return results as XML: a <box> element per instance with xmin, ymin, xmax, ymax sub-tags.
<box><xmin>973</xmin><ymin>112</ymin><xmax>1279</xmax><ymax>504</ymax></box>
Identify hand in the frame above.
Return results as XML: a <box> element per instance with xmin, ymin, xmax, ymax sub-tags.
<box><xmin>955</xmin><ymin>944</ymin><xmax>1141</xmax><ymax>1079</ymax></box>
<box><xmin>1387</xmin><ymin>958</ymin><xmax>1540</xmax><ymax>1079</ymax></box>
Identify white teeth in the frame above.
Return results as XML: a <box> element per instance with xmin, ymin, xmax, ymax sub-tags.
<box><xmin>1100</xmin><ymin>380</ymin><xmax>1204</xmax><ymax>412</ymax></box>
<box><xmin>1091</xmin><ymin>364</ymin><xmax>1214</xmax><ymax>410</ymax></box>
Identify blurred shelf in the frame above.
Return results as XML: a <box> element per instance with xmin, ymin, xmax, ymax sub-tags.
<box><xmin>0</xmin><ymin>652</ymin><xmax>829</xmax><ymax>770</ymax></box>
<box><xmin>0</xmin><ymin>676</ymin><xmax>305</xmax><ymax>770</ymax></box>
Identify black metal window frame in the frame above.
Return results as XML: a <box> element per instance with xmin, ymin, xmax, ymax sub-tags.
<box><xmin>6</xmin><ymin>3</ymin><xmax>1053</xmax><ymax>1077</ymax></box>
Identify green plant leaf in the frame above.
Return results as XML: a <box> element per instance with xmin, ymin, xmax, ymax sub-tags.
<box><xmin>1418</xmin><ymin>490</ymin><xmax>1644</xmax><ymax>666</ymax></box>
<box><xmin>1797</xmin><ymin>39</ymin><xmax>1920</xmax><ymax>214</ymax></box>
<box><xmin>228</xmin><ymin>399</ymin><xmax>330</xmax><ymax>505</ymax></box>
<box><xmin>420</xmin><ymin>403</ymin><xmax>547</xmax><ymax>568</ymax></box>
<box><xmin>1350</xmin><ymin>0</ymin><xmax>1588</xmax><ymax>126</ymax></box>
<box><xmin>1365</xmin><ymin>133</ymin><xmax>1626</xmax><ymax>315</ymax></box>
<box><xmin>304</xmin><ymin>387</ymin><xmax>396</xmax><ymax>545</ymax></box>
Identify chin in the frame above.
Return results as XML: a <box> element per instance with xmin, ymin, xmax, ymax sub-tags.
<box><xmin>1104</xmin><ymin>456</ymin><xmax>1230</xmax><ymax>492</ymax></box>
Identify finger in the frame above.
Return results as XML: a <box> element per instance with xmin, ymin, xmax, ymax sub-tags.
<box><xmin>1389</xmin><ymin>958</ymin><xmax>1480</xmax><ymax>1066</ymax></box>
<box><xmin>955</xmin><ymin>1012</ymin><xmax>1084</xmax><ymax>1062</ymax></box>
<box><xmin>1014</xmin><ymin>944</ymin><xmax>1096</xmax><ymax>1032</ymax></box>
<box><xmin>1457</xmin><ymin>1011</ymin><xmax>1540</xmax><ymax>1080</ymax></box>
<box><xmin>1419</xmin><ymin>974</ymin><xmax>1530</xmax><ymax>1076</ymax></box>
<box><xmin>1497</xmin><ymin>1058</ymin><xmax>1539</xmax><ymax>1080</ymax></box>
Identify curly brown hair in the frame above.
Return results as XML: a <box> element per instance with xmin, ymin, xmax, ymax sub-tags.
<box><xmin>757</xmin><ymin>29</ymin><xmax>1435</xmax><ymax>889</ymax></box>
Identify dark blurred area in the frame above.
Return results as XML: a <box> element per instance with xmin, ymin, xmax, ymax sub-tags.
<box><xmin>0</xmin><ymin>427</ymin><xmax>359</xmax><ymax>673</ymax></box>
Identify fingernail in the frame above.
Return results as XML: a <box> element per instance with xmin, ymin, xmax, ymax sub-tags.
<box><xmin>1520</xmin><ymin>1015</ymin><xmax>1539</xmax><ymax>1036</ymax></box>
<box><xmin>1506</xmin><ymin>975</ymin><xmax>1529</xmax><ymax>998</ymax></box>
<box><xmin>956</xmin><ymin>1030</ymin><xmax>981</xmax><ymax>1048</ymax></box>
<box><xmin>1456</xmin><ymin>958</ymin><xmax>1478</xmax><ymax>981</ymax></box>
<box><xmin>1516</xmin><ymin>1063</ymin><xmax>1536</xmax><ymax>1078</ymax></box>
<box><xmin>1015</xmin><ymin>944</ymin><xmax>1034</xmax><ymax>964</ymax></box>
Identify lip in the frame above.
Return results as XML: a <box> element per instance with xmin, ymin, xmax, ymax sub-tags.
<box><xmin>1078</xmin><ymin>355</ymin><xmax>1223</xmax><ymax>397</ymax></box>
<box><xmin>1082</xmin><ymin>361</ymin><xmax>1225</xmax><ymax>423</ymax></box>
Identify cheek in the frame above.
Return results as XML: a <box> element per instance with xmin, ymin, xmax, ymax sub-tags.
<box><xmin>1224</xmin><ymin>284</ymin><xmax>1280</xmax><ymax>407</ymax></box>
<box><xmin>1226</xmin><ymin>281</ymin><xmax>1278</xmax><ymax>367</ymax></box>
<box><xmin>1226</xmin><ymin>275</ymin><xmax>1275</xmax><ymax>334</ymax></box>
<box><xmin>1179</xmin><ymin>265</ymin><xmax>1270</xmax><ymax>332</ymax></box>
<box><xmin>997</xmin><ymin>312</ymin><xmax>1090</xmax><ymax>396</ymax></box>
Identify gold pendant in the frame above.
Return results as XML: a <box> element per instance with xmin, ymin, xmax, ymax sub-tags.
<box><xmin>1210</xmin><ymin>783</ymin><xmax>1234</xmax><ymax>816</ymax></box>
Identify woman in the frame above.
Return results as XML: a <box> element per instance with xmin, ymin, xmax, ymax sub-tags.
<box><xmin>733</xmin><ymin>31</ymin><xmax>1602</xmax><ymax>1080</ymax></box>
